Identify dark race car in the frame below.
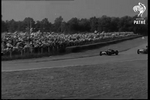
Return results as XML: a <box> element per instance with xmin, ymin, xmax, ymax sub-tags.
<box><xmin>99</xmin><ymin>49</ymin><xmax>119</xmax><ymax>56</ymax></box>
<box><xmin>137</xmin><ymin>45</ymin><xmax>148</xmax><ymax>54</ymax></box>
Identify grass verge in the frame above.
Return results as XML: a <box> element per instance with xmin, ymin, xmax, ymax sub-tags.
<box><xmin>2</xmin><ymin>60</ymin><xmax>147</xmax><ymax>99</ymax></box>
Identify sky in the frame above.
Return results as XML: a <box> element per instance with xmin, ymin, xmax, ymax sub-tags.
<box><xmin>2</xmin><ymin>0</ymin><xmax>148</xmax><ymax>23</ymax></box>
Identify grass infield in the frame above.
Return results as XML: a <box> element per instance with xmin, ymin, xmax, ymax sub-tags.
<box><xmin>2</xmin><ymin>60</ymin><xmax>147</xmax><ymax>99</ymax></box>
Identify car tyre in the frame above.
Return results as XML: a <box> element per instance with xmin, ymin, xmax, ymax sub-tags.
<box><xmin>99</xmin><ymin>51</ymin><xmax>102</xmax><ymax>56</ymax></box>
<box><xmin>115</xmin><ymin>50</ymin><xmax>119</xmax><ymax>55</ymax></box>
<box><xmin>137</xmin><ymin>49</ymin><xmax>140</xmax><ymax>54</ymax></box>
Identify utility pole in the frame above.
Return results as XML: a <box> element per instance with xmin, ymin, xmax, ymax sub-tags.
<box><xmin>1</xmin><ymin>15</ymin><xmax>4</xmax><ymax>54</ymax></box>
<box><xmin>29</xmin><ymin>20</ymin><xmax>31</xmax><ymax>38</ymax></box>
<box><xmin>27</xmin><ymin>20</ymin><xmax>31</xmax><ymax>43</ymax></box>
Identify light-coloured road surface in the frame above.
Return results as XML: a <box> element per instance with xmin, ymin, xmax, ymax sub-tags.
<box><xmin>2</xmin><ymin>42</ymin><xmax>147</xmax><ymax>72</ymax></box>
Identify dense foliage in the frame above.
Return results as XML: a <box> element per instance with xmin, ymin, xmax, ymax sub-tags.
<box><xmin>1</xmin><ymin>15</ymin><xmax>148</xmax><ymax>35</ymax></box>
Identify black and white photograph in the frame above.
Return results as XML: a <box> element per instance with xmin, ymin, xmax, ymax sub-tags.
<box><xmin>1</xmin><ymin>0</ymin><xmax>148</xmax><ymax>99</ymax></box>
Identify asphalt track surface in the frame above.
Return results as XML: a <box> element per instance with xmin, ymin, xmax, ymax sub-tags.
<box><xmin>2</xmin><ymin>39</ymin><xmax>147</xmax><ymax>72</ymax></box>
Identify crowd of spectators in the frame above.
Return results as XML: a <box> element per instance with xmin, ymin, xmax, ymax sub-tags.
<box><xmin>1</xmin><ymin>31</ymin><xmax>135</xmax><ymax>57</ymax></box>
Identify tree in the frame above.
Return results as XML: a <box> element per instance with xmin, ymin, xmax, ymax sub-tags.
<box><xmin>60</xmin><ymin>21</ymin><xmax>67</xmax><ymax>33</ymax></box>
<box><xmin>34</xmin><ymin>21</ymin><xmax>41</xmax><ymax>32</ymax></box>
<box><xmin>40</xmin><ymin>18</ymin><xmax>51</xmax><ymax>32</ymax></box>
<box><xmin>53</xmin><ymin>16</ymin><xmax>63</xmax><ymax>32</ymax></box>
<box><xmin>90</xmin><ymin>17</ymin><xmax>98</xmax><ymax>32</ymax></box>
<box><xmin>117</xmin><ymin>16</ymin><xmax>133</xmax><ymax>32</ymax></box>
<box><xmin>6</xmin><ymin>19</ymin><xmax>18</xmax><ymax>33</ymax></box>
<box><xmin>1</xmin><ymin>20</ymin><xmax>8</xmax><ymax>32</ymax></box>
<box><xmin>23</xmin><ymin>17</ymin><xmax>35</xmax><ymax>32</ymax></box>
<box><xmin>67</xmin><ymin>17</ymin><xmax>79</xmax><ymax>33</ymax></box>
<box><xmin>78</xmin><ymin>18</ymin><xmax>90</xmax><ymax>32</ymax></box>
<box><xmin>16</xmin><ymin>21</ymin><xmax>24</xmax><ymax>32</ymax></box>
<box><xmin>97</xmin><ymin>15</ymin><xmax>112</xmax><ymax>32</ymax></box>
<box><xmin>109</xmin><ymin>17</ymin><xmax>120</xmax><ymax>32</ymax></box>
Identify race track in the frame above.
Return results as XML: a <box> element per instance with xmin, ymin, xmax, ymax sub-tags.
<box><xmin>2</xmin><ymin>39</ymin><xmax>148</xmax><ymax>72</ymax></box>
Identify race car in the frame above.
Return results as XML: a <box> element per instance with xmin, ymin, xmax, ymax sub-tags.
<box><xmin>137</xmin><ymin>46</ymin><xmax>148</xmax><ymax>54</ymax></box>
<box><xmin>99</xmin><ymin>49</ymin><xmax>119</xmax><ymax>56</ymax></box>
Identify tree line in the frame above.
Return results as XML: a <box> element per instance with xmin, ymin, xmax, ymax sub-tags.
<box><xmin>1</xmin><ymin>15</ymin><xmax>148</xmax><ymax>35</ymax></box>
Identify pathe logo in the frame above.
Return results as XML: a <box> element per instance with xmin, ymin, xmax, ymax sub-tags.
<box><xmin>133</xmin><ymin>2</ymin><xmax>146</xmax><ymax>24</ymax></box>
<box><xmin>133</xmin><ymin>2</ymin><xmax>146</xmax><ymax>17</ymax></box>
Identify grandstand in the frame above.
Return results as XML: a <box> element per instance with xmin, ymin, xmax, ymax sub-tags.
<box><xmin>1</xmin><ymin>31</ymin><xmax>136</xmax><ymax>59</ymax></box>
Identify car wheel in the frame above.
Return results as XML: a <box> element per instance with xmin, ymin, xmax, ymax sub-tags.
<box><xmin>115</xmin><ymin>50</ymin><xmax>119</xmax><ymax>55</ymax></box>
<box><xmin>137</xmin><ymin>49</ymin><xmax>140</xmax><ymax>54</ymax></box>
<box><xmin>99</xmin><ymin>51</ymin><xmax>102</xmax><ymax>56</ymax></box>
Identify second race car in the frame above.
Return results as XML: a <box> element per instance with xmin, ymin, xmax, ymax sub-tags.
<box><xmin>137</xmin><ymin>45</ymin><xmax>148</xmax><ymax>54</ymax></box>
